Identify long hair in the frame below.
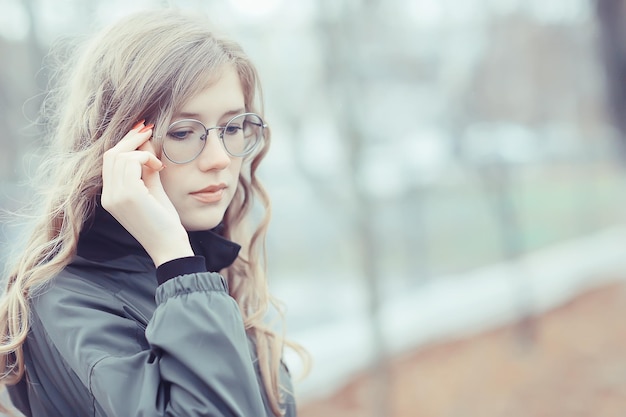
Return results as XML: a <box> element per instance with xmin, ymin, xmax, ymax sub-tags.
<box><xmin>0</xmin><ymin>9</ymin><xmax>308</xmax><ymax>416</ymax></box>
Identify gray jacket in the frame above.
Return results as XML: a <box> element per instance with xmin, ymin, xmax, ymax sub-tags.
<box><xmin>7</xmin><ymin>206</ymin><xmax>296</xmax><ymax>417</ymax></box>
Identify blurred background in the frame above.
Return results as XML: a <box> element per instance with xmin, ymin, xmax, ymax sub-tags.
<box><xmin>3</xmin><ymin>0</ymin><xmax>626</xmax><ymax>416</ymax></box>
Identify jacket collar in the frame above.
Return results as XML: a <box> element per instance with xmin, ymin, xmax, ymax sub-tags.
<box><xmin>76</xmin><ymin>202</ymin><xmax>241</xmax><ymax>273</ymax></box>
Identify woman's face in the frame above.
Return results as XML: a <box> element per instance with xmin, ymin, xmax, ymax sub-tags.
<box><xmin>159</xmin><ymin>66</ymin><xmax>245</xmax><ymax>231</ymax></box>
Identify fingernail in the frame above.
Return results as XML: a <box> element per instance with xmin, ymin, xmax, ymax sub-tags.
<box><xmin>132</xmin><ymin>119</ymin><xmax>146</xmax><ymax>130</ymax></box>
<box><xmin>138</xmin><ymin>123</ymin><xmax>154</xmax><ymax>133</ymax></box>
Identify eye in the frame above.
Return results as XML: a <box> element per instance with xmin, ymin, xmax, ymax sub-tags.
<box><xmin>168</xmin><ymin>129</ymin><xmax>194</xmax><ymax>141</ymax></box>
<box><xmin>223</xmin><ymin>124</ymin><xmax>242</xmax><ymax>136</ymax></box>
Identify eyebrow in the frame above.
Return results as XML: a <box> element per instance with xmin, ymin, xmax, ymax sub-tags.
<box><xmin>175</xmin><ymin>108</ymin><xmax>246</xmax><ymax>121</ymax></box>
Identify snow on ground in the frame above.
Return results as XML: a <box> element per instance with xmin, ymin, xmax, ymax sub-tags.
<box><xmin>277</xmin><ymin>226</ymin><xmax>626</xmax><ymax>402</ymax></box>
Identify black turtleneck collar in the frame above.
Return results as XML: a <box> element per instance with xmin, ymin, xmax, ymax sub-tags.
<box><xmin>77</xmin><ymin>202</ymin><xmax>241</xmax><ymax>273</ymax></box>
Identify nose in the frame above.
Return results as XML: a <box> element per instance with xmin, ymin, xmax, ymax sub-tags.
<box><xmin>195</xmin><ymin>129</ymin><xmax>231</xmax><ymax>171</ymax></box>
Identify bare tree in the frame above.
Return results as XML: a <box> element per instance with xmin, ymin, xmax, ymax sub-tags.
<box><xmin>314</xmin><ymin>1</ymin><xmax>391</xmax><ymax>415</ymax></box>
<box><xmin>596</xmin><ymin>0</ymin><xmax>626</xmax><ymax>155</ymax></box>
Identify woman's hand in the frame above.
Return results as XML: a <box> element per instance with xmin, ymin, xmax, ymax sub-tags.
<box><xmin>101</xmin><ymin>121</ymin><xmax>194</xmax><ymax>267</ymax></box>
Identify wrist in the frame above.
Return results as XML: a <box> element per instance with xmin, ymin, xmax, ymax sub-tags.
<box><xmin>148</xmin><ymin>236</ymin><xmax>194</xmax><ymax>267</ymax></box>
<box><xmin>156</xmin><ymin>256</ymin><xmax>207</xmax><ymax>285</ymax></box>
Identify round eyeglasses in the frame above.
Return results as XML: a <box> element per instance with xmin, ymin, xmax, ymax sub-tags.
<box><xmin>161</xmin><ymin>112</ymin><xmax>266</xmax><ymax>164</ymax></box>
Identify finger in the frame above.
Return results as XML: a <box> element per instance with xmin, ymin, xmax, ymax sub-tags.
<box><xmin>138</xmin><ymin>137</ymin><xmax>158</xmax><ymax>156</ymax></box>
<box><xmin>109</xmin><ymin>123</ymin><xmax>155</xmax><ymax>154</ymax></box>
<box><xmin>104</xmin><ymin>151</ymin><xmax>162</xmax><ymax>190</ymax></box>
<box><xmin>104</xmin><ymin>154</ymin><xmax>155</xmax><ymax>208</ymax></box>
<box><xmin>142</xmin><ymin>163</ymin><xmax>163</xmax><ymax>190</ymax></box>
<box><xmin>120</xmin><ymin>150</ymin><xmax>163</xmax><ymax>172</ymax></box>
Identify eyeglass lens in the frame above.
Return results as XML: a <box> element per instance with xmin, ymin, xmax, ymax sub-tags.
<box><xmin>163</xmin><ymin>113</ymin><xmax>263</xmax><ymax>164</ymax></box>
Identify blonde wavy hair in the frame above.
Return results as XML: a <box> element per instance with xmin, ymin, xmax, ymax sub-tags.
<box><xmin>0</xmin><ymin>9</ymin><xmax>308</xmax><ymax>417</ymax></box>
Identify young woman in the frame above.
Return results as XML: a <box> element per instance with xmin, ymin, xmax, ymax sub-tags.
<box><xmin>0</xmin><ymin>8</ymin><xmax>308</xmax><ymax>417</ymax></box>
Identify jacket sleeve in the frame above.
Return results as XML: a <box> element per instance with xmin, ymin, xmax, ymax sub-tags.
<box><xmin>31</xmin><ymin>272</ymin><xmax>267</xmax><ymax>417</ymax></box>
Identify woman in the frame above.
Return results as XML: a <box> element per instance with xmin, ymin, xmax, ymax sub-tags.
<box><xmin>0</xmin><ymin>8</ymin><xmax>308</xmax><ymax>417</ymax></box>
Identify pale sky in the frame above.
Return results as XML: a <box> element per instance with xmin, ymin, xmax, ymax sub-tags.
<box><xmin>0</xmin><ymin>0</ymin><xmax>591</xmax><ymax>43</ymax></box>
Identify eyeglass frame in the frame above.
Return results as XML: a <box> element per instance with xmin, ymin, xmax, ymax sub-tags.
<box><xmin>157</xmin><ymin>112</ymin><xmax>267</xmax><ymax>164</ymax></box>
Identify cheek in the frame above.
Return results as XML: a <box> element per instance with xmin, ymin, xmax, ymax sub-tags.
<box><xmin>230</xmin><ymin>159</ymin><xmax>244</xmax><ymax>180</ymax></box>
<box><xmin>158</xmin><ymin>166</ymin><xmax>182</xmax><ymax>201</ymax></box>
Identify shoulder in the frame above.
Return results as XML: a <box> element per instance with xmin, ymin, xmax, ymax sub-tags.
<box><xmin>31</xmin><ymin>264</ymin><xmax>121</xmax><ymax>316</ymax></box>
<box><xmin>28</xmin><ymin>264</ymin><xmax>148</xmax><ymax>365</ymax></box>
<box><xmin>31</xmin><ymin>253</ymin><xmax>156</xmax><ymax>316</ymax></box>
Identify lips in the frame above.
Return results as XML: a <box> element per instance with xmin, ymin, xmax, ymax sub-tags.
<box><xmin>190</xmin><ymin>184</ymin><xmax>227</xmax><ymax>204</ymax></box>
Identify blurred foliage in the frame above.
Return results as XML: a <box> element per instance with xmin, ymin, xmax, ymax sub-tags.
<box><xmin>1</xmin><ymin>0</ymin><xmax>625</xmax><ymax>294</ymax></box>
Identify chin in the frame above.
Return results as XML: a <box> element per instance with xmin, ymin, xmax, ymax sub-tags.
<box><xmin>181</xmin><ymin>213</ymin><xmax>225</xmax><ymax>232</ymax></box>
